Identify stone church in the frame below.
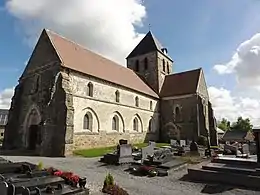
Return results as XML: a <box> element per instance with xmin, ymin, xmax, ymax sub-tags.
<box><xmin>3</xmin><ymin>29</ymin><xmax>217</xmax><ymax>156</ymax></box>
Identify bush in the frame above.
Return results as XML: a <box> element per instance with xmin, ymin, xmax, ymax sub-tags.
<box><xmin>37</xmin><ymin>161</ymin><xmax>44</xmax><ymax>170</ymax></box>
<box><xmin>197</xmin><ymin>136</ymin><xmax>207</xmax><ymax>146</ymax></box>
<box><xmin>102</xmin><ymin>173</ymin><xmax>129</xmax><ymax>195</ymax></box>
<box><xmin>104</xmin><ymin>173</ymin><xmax>114</xmax><ymax>187</ymax></box>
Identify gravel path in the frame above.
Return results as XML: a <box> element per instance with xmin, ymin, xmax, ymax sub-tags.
<box><xmin>0</xmin><ymin>156</ymin><xmax>258</xmax><ymax>195</ymax></box>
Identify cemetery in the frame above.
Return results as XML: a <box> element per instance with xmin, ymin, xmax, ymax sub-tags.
<box><xmin>100</xmin><ymin>139</ymin><xmax>204</xmax><ymax>177</ymax></box>
<box><xmin>186</xmin><ymin>129</ymin><xmax>260</xmax><ymax>190</ymax></box>
<box><xmin>0</xmin><ymin>157</ymin><xmax>89</xmax><ymax>194</ymax></box>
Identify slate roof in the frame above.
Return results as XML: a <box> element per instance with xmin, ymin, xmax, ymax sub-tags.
<box><xmin>160</xmin><ymin>68</ymin><xmax>202</xmax><ymax>97</ymax></box>
<box><xmin>0</xmin><ymin>109</ymin><xmax>8</xmax><ymax>126</ymax></box>
<box><xmin>126</xmin><ymin>31</ymin><xmax>172</xmax><ymax>61</ymax></box>
<box><xmin>45</xmin><ymin>29</ymin><xmax>159</xmax><ymax>98</ymax></box>
<box><xmin>222</xmin><ymin>130</ymin><xmax>253</xmax><ymax>141</ymax></box>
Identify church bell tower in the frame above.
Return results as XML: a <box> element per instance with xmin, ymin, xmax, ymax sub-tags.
<box><xmin>126</xmin><ymin>31</ymin><xmax>173</xmax><ymax>94</ymax></box>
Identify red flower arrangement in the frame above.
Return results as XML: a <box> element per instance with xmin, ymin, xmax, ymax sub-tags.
<box><xmin>49</xmin><ymin>168</ymin><xmax>80</xmax><ymax>187</ymax></box>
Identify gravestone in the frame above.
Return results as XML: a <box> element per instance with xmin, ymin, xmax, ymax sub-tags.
<box><xmin>242</xmin><ymin>144</ymin><xmax>250</xmax><ymax>155</ymax></box>
<box><xmin>141</xmin><ymin>145</ymin><xmax>154</xmax><ymax>163</ymax></box>
<box><xmin>190</xmin><ymin>141</ymin><xmax>198</xmax><ymax>152</ymax></box>
<box><xmin>119</xmin><ymin>139</ymin><xmax>128</xmax><ymax>145</ymax></box>
<box><xmin>118</xmin><ymin>144</ymin><xmax>134</xmax><ymax>164</ymax></box>
<box><xmin>149</xmin><ymin>141</ymin><xmax>156</xmax><ymax>149</ymax></box>
<box><xmin>180</xmin><ymin>140</ymin><xmax>186</xmax><ymax>147</ymax></box>
<box><xmin>170</xmin><ymin>139</ymin><xmax>178</xmax><ymax>147</ymax></box>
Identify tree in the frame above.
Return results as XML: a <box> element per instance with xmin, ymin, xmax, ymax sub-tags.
<box><xmin>230</xmin><ymin>117</ymin><xmax>253</xmax><ymax>132</ymax></box>
<box><xmin>217</xmin><ymin>118</ymin><xmax>231</xmax><ymax>131</ymax></box>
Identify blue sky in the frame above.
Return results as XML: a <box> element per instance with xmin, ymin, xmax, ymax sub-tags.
<box><xmin>0</xmin><ymin>0</ymin><xmax>259</xmax><ymax>90</ymax></box>
<box><xmin>1</xmin><ymin>0</ymin><xmax>260</xmax><ymax>123</ymax></box>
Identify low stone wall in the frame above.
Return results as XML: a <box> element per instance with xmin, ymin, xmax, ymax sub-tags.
<box><xmin>69</xmin><ymin>131</ymin><xmax>159</xmax><ymax>152</ymax></box>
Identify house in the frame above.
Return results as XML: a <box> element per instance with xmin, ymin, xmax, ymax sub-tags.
<box><xmin>222</xmin><ymin>130</ymin><xmax>254</xmax><ymax>143</ymax></box>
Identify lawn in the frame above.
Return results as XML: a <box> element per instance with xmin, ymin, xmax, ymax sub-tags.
<box><xmin>73</xmin><ymin>142</ymin><xmax>170</xmax><ymax>158</ymax></box>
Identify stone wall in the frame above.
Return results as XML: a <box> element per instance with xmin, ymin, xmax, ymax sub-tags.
<box><xmin>3</xmin><ymin>30</ymin><xmax>69</xmax><ymax>156</ymax></box>
<box><xmin>67</xmin><ymin>70</ymin><xmax>160</xmax><ymax>150</ymax></box>
<box><xmin>160</xmin><ymin>94</ymin><xmax>199</xmax><ymax>142</ymax></box>
<box><xmin>126</xmin><ymin>51</ymin><xmax>173</xmax><ymax>94</ymax></box>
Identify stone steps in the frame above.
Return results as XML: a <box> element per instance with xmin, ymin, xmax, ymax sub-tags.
<box><xmin>201</xmin><ymin>163</ymin><xmax>258</xmax><ymax>176</ymax></box>
<box><xmin>212</xmin><ymin>157</ymin><xmax>258</xmax><ymax>167</ymax></box>
<box><xmin>188</xmin><ymin>167</ymin><xmax>260</xmax><ymax>189</ymax></box>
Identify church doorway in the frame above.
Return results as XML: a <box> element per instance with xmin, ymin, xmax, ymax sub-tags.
<box><xmin>28</xmin><ymin>125</ymin><xmax>40</xmax><ymax>150</ymax></box>
<box><xmin>24</xmin><ymin>106</ymin><xmax>42</xmax><ymax>151</ymax></box>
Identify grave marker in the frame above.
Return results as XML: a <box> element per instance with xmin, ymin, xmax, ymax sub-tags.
<box><xmin>180</xmin><ymin>140</ymin><xmax>186</xmax><ymax>147</ymax></box>
<box><xmin>170</xmin><ymin>139</ymin><xmax>178</xmax><ymax>147</ymax></box>
<box><xmin>119</xmin><ymin>144</ymin><xmax>134</xmax><ymax>164</ymax></box>
<box><xmin>141</xmin><ymin>145</ymin><xmax>154</xmax><ymax>163</ymax></box>
<box><xmin>242</xmin><ymin>144</ymin><xmax>250</xmax><ymax>155</ymax></box>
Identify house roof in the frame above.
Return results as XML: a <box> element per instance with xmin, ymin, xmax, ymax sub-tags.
<box><xmin>160</xmin><ymin>68</ymin><xmax>202</xmax><ymax>97</ymax></box>
<box><xmin>222</xmin><ymin>130</ymin><xmax>251</xmax><ymax>141</ymax></box>
<box><xmin>0</xmin><ymin>109</ymin><xmax>8</xmax><ymax>126</ymax></box>
<box><xmin>45</xmin><ymin>29</ymin><xmax>159</xmax><ymax>98</ymax></box>
<box><xmin>126</xmin><ymin>31</ymin><xmax>172</xmax><ymax>61</ymax></box>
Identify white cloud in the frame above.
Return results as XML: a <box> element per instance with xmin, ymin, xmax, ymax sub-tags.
<box><xmin>208</xmin><ymin>86</ymin><xmax>260</xmax><ymax>126</ymax></box>
<box><xmin>213</xmin><ymin>33</ymin><xmax>260</xmax><ymax>88</ymax></box>
<box><xmin>5</xmin><ymin>0</ymin><xmax>147</xmax><ymax>65</ymax></box>
<box><xmin>0</xmin><ymin>88</ymin><xmax>14</xmax><ymax>109</ymax></box>
<box><xmin>211</xmin><ymin>32</ymin><xmax>260</xmax><ymax>126</ymax></box>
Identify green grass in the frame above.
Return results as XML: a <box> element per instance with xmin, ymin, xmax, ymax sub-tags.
<box><xmin>73</xmin><ymin>142</ymin><xmax>170</xmax><ymax>158</ymax></box>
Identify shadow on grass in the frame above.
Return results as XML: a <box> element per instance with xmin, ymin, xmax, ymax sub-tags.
<box><xmin>180</xmin><ymin>174</ymin><xmax>260</xmax><ymax>194</ymax></box>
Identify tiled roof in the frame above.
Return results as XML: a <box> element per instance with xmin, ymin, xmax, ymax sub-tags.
<box><xmin>160</xmin><ymin>68</ymin><xmax>201</xmax><ymax>97</ymax></box>
<box><xmin>45</xmin><ymin>29</ymin><xmax>159</xmax><ymax>98</ymax></box>
<box><xmin>0</xmin><ymin>109</ymin><xmax>8</xmax><ymax>126</ymax></box>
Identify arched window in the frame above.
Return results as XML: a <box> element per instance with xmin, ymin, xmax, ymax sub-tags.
<box><xmin>167</xmin><ymin>62</ymin><xmax>170</xmax><ymax>74</ymax></box>
<box><xmin>135</xmin><ymin>60</ymin><xmax>139</xmax><ymax>72</ymax></box>
<box><xmin>175</xmin><ymin>107</ymin><xmax>181</xmax><ymax>122</ymax></box>
<box><xmin>144</xmin><ymin>57</ymin><xmax>148</xmax><ymax>70</ymax></box>
<box><xmin>87</xmin><ymin>82</ymin><xmax>93</xmax><ymax>97</ymax></box>
<box><xmin>148</xmin><ymin>119</ymin><xmax>152</xmax><ymax>132</ymax></box>
<box><xmin>112</xmin><ymin>115</ymin><xmax>119</xmax><ymax>131</ymax></box>
<box><xmin>135</xmin><ymin>96</ymin><xmax>139</xmax><ymax>107</ymax></box>
<box><xmin>149</xmin><ymin>101</ymin><xmax>153</xmax><ymax>110</ymax></box>
<box><xmin>83</xmin><ymin>112</ymin><xmax>93</xmax><ymax>130</ymax></box>
<box><xmin>162</xmin><ymin>59</ymin><xmax>166</xmax><ymax>72</ymax></box>
<box><xmin>115</xmin><ymin>90</ymin><xmax>120</xmax><ymax>103</ymax></box>
<box><xmin>133</xmin><ymin>118</ymin><xmax>138</xmax><ymax>131</ymax></box>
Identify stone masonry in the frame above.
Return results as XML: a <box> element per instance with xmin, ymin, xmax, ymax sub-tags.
<box><xmin>3</xmin><ymin>29</ymin><xmax>217</xmax><ymax>157</ymax></box>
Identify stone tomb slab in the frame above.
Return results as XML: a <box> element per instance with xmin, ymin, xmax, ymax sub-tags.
<box><xmin>158</xmin><ymin>159</ymin><xmax>187</xmax><ymax>170</ymax></box>
<box><xmin>0</xmin><ymin>182</ymin><xmax>8</xmax><ymax>195</ymax></box>
<box><xmin>202</xmin><ymin>162</ymin><xmax>258</xmax><ymax>176</ymax></box>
